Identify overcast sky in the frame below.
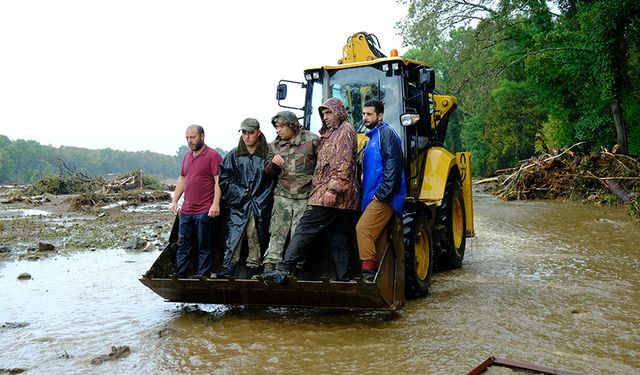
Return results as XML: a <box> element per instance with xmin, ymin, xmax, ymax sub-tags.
<box><xmin>0</xmin><ymin>1</ymin><xmax>407</xmax><ymax>156</ymax></box>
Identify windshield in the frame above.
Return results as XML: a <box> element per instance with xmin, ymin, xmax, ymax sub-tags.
<box><xmin>307</xmin><ymin>66</ymin><xmax>403</xmax><ymax>138</ymax></box>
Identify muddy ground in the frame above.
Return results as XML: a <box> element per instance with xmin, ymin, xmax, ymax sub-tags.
<box><xmin>0</xmin><ymin>191</ymin><xmax>174</xmax><ymax>262</ymax></box>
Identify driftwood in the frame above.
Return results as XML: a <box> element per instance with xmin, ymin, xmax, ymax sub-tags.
<box><xmin>90</xmin><ymin>345</ymin><xmax>130</xmax><ymax>365</ymax></box>
<box><xmin>482</xmin><ymin>143</ymin><xmax>640</xmax><ymax>221</ymax></box>
<box><xmin>103</xmin><ymin>171</ymin><xmax>144</xmax><ymax>193</ymax></box>
<box><xmin>605</xmin><ymin>180</ymin><xmax>637</xmax><ymax>202</ymax></box>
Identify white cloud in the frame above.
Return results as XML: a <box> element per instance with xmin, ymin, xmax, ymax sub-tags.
<box><xmin>0</xmin><ymin>0</ymin><xmax>407</xmax><ymax>155</ymax></box>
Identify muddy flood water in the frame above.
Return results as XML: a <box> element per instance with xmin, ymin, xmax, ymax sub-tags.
<box><xmin>1</xmin><ymin>192</ymin><xmax>638</xmax><ymax>374</ymax></box>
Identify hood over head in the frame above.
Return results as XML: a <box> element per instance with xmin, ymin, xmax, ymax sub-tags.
<box><xmin>317</xmin><ymin>97</ymin><xmax>347</xmax><ymax>128</ymax></box>
<box><xmin>271</xmin><ymin>110</ymin><xmax>303</xmax><ymax>132</ymax></box>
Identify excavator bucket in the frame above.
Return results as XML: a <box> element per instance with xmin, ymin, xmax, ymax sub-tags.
<box><xmin>140</xmin><ymin>215</ymin><xmax>406</xmax><ymax>311</ymax></box>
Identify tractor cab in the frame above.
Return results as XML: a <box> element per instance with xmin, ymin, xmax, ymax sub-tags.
<box><xmin>276</xmin><ymin>56</ymin><xmax>458</xmax><ymax>199</ymax></box>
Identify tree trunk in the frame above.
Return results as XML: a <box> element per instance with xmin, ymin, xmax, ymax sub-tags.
<box><xmin>605</xmin><ymin>179</ymin><xmax>637</xmax><ymax>203</ymax></box>
<box><xmin>610</xmin><ymin>96</ymin><xmax>628</xmax><ymax>155</ymax></box>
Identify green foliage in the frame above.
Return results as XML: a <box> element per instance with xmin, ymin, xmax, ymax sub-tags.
<box><xmin>142</xmin><ymin>175</ymin><xmax>166</xmax><ymax>190</ymax></box>
<box><xmin>401</xmin><ymin>0</ymin><xmax>640</xmax><ymax>176</ymax></box>
<box><xmin>627</xmin><ymin>100</ymin><xmax>640</xmax><ymax>155</ymax></box>
<box><xmin>539</xmin><ymin>114</ymin><xmax>574</xmax><ymax>151</ymax></box>
<box><xmin>0</xmin><ymin>136</ymin><xmax>221</xmax><ymax>184</ymax></box>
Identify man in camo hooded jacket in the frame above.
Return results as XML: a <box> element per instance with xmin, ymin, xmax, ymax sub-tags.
<box><xmin>263</xmin><ymin>98</ymin><xmax>359</xmax><ymax>284</ymax></box>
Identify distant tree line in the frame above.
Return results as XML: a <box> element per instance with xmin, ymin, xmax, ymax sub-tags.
<box><xmin>0</xmin><ymin>135</ymin><xmax>227</xmax><ymax>184</ymax></box>
<box><xmin>400</xmin><ymin>0</ymin><xmax>639</xmax><ymax>176</ymax></box>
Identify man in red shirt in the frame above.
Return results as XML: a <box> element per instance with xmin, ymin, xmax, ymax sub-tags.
<box><xmin>169</xmin><ymin>124</ymin><xmax>222</xmax><ymax>279</ymax></box>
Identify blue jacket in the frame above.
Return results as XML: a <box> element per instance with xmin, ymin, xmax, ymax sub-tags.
<box><xmin>361</xmin><ymin>122</ymin><xmax>406</xmax><ymax>216</ymax></box>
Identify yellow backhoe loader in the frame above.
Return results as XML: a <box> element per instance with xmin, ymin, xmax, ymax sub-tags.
<box><xmin>140</xmin><ymin>32</ymin><xmax>474</xmax><ymax>311</ymax></box>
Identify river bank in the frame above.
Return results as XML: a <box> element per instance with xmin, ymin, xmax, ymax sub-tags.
<box><xmin>0</xmin><ymin>189</ymin><xmax>174</xmax><ymax>262</ymax></box>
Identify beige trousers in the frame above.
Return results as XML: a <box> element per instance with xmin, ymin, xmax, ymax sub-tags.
<box><xmin>356</xmin><ymin>199</ymin><xmax>394</xmax><ymax>263</ymax></box>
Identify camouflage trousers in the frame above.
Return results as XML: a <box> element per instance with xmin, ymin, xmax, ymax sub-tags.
<box><xmin>228</xmin><ymin>211</ymin><xmax>261</xmax><ymax>268</ymax></box>
<box><xmin>262</xmin><ymin>195</ymin><xmax>308</xmax><ymax>265</ymax></box>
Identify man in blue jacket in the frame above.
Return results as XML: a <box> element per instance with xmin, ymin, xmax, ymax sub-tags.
<box><xmin>357</xmin><ymin>99</ymin><xmax>406</xmax><ymax>282</ymax></box>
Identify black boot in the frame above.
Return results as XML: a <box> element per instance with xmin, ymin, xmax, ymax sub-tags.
<box><xmin>245</xmin><ymin>266</ymin><xmax>260</xmax><ymax>279</ymax></box>
<box><xmin>169</xmin><ymin>272</ymin><xmax>185</xmax><ymax>280</ymax></box>
<box><xmin>216</xmin><ymin>264</ymin><xmax>235</xmax><ymax>279</ymax></box>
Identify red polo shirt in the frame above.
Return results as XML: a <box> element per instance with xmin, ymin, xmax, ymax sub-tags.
<box><xmin>180</xmin><ymin>146</ymin><xmax>222</xmax><ymax>214</ymax></box>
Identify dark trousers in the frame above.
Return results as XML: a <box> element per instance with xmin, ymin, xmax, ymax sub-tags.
<box><xmin>276</xmin><ymin>206</ymin><xmax>352</xmax><ymax>281</ymax></box>
<box><xmin>175</xmin><ymin>212</ymin><xmax>213</xmax><ymax>276</ymax></box>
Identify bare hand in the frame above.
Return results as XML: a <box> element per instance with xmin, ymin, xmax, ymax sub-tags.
<box><xmin>272</xmin><ymin>154</ymin><xmax>285</xmax><ymax>168</ymax></box>
<box><xmin>324</xmin><ymin>191</ymin><xmax>336</xmax><ymax>206</ymax></box>
<box><xmin>170</xmin><ymin>201</ymin><xmax>178</xmax><ymax>215</ymax></box>
<box><xmin>208</xmin><ymin>203</ymin><xmax>220</xmax><ymax>217</ymax></box>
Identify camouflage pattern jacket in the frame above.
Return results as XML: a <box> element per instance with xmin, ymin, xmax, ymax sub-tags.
<box><xmin>265</xmin><ymin>129</ymin><xmax>319</xmax><ymax>200</ymax></box>
<box><xmin>307</xmin><ymin>98</ymin><xmax>360</xmax><ymax>211</ymax></box>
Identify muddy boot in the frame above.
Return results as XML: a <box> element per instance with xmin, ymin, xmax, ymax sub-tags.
<box><xmin>262</xmin><ymin>269</ymin><xmax>288</xmax><ymax>285</ymax></box>
<box><xmin>262</xmin><ymin>263</ymin><xmax>275</xmax><ymax>273</ymax></box>
<box><xmin>361</xmin><ymin>269</ymin><xmax>376</xmax><ymax>283</ymax></box>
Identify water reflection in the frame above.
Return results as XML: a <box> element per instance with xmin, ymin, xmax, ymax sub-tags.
<box><xmin>1</xmin><ymin>193</ymin><xmax>638</xmax><ymax>374</ymax></box>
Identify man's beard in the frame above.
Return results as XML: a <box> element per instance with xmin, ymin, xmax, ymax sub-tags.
<box><xmin>190</xmin><ymin>140</ymin><xmax>204</xmax><ymax>151</ymax></box>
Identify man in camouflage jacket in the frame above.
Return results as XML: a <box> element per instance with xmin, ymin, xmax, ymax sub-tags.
<box><xmin>261</xmin><ymin>111</ymin><xmax>319</xmax><ymax>272</ymax></box>
<box><xmin>263</xmin><ymin>98</ymin><xmax>359</xmax><ymax>284</ymax></box>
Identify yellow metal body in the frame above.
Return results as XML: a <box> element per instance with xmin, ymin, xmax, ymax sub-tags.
<box><xmin>457</xmin><ymin>151</ymin><xmax>475</xmax><ymax>237</ymax></box>
<box><xmin>431</xmin><ymin>94</ymin><xmax>458</xmax><ymax>129</ymax></box>
<box><xmin>338</xmin><ymin>32</ymin><xmax>382</xmax><ymax>64</ymax></box>
<box><xmin>412</xmin><ymin>148</ymin><xmax>474</xmax><ymax>237</ymax></box>
<box><xmin>418</xmin><ymin>147</ymin><xmax>458</xmax><ymax>202</ymax></box>
<box><xmin>356</xmin><ymin>133</ymin><xmax>368</xmax><ymax>162</ymax></box>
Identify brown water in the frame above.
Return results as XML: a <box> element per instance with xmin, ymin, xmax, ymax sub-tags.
<box><xmin>1</xmin><ymin>193</ymin><xmax>638</xmax><ymax>374</ymax></box>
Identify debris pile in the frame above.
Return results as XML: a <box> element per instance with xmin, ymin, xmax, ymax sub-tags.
<box><xmin>482</xmin><ymin>142</ymin><xmax>640</xmax><ymax>220</ymax></box>
<box><xmin>1</xmin><ymin>170</ymin><xmax>171</xmax><ymax>212</ymax></box>
<box><xmin>30</xmin><ymin>173</ymin><xmax>99</xmax><ymax>195</ymax></box>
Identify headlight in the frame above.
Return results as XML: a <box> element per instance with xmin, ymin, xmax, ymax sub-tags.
<box><xmin>400</xmin><ymin>113</ymin><xmax>420</xmax><ymax>127</ymax></box>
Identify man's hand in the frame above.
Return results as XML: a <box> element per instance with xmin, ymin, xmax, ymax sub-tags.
<box><xmin>208</xmin><ymin>202</ymin><xmax>220</xmax><ymax>217</ymax></box>
<box><xmin>323</xmin><ymin>190</ymin><xmax>336</xmax><ymax>206</ymax></box>
<box><xmin>272</xmin><ymin>154</ymin><xmax>285</xmax><ymax>168</ymax></box>
<box><xmin>170</xmin><ymin>201</ymin><xmax>178</xmax><ymax>215</ymax></box>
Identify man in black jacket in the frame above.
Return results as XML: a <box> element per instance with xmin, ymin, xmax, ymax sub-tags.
<box><xmin>217</xmin><ymin>118</ymin><xmax>275</xmax><ymax>278</ymax></box>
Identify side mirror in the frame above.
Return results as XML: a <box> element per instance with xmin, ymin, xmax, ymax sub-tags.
<box><xmin>400</xmin><ymin>113</ymin><xmax>420</xmax><ymax>127</ymax></box>
<box><xmin>276</xmin><ymin>84</ymin><xmax>288</xmax><ymax>100</ymax></box>
<box><xmin>419</xmin><ymin>68</ymin><xmax>435</xmax><ymax>92</ymax></box>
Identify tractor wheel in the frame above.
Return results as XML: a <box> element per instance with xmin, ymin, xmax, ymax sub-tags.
<box><xmin>403</xmin><ymin>212</ymin><xmax>434</xmax><ymax>298</ymax></box>
<box><xmin>437</xmin><ymin>176</ymin><xmax>466</xmax><ymax>270</ymax></box>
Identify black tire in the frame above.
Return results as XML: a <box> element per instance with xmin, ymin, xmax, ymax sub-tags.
<box><xmin>403</xmin><ymin>212</ymin><xmax>434</xmax><ymax>298</ymax></box>
<box><xmin>437</xmin><ymin>176</ymin><xmax>466</xmax><ymax>270</ymax></box>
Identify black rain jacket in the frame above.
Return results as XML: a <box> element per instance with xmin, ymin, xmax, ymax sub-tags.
<box><xmin>219</xmin><ymin>134</ymin><xmax>275</xmax><ymax>261</ymax></box>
